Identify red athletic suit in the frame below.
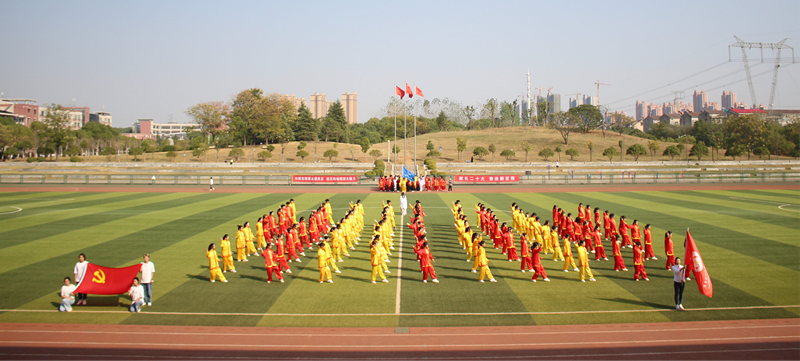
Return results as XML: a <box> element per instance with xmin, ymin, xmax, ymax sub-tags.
<box><xmin>643</xmin><ymin>228</ymin><xmax>655</xmax><ymax>259</ymax></box>
<box><xmin>593</xmin><ymin>229</ymin><xmax>607</xmax><ymax>260</ymax></box>
<box><xmin>415</xmin><ymin>247</ymin><xmax>437</xmax><ymax>281</ymax></box>
<box><xmin>276</xmin><ymin>239</ymin><xmax>290</xmax><ymax>272</ymax></box>
<box><xmin>612</xmin><ymin>238</ymin><xmax>627</xmax><ymax>271</ymax></box>
<box><xmin>619</xmin><ymin>218</ymin><xmax>632</xmax><ymax>247</ymax></box>
<box><xmin>492</xmin><ymin>223</ymin><xmax>503</xmax><ymax>250</ymax></box>
<box><xmin>664</xmin><ymin>234</ymin><xmax>675</xmax><ymax>270</ymax></box>
<box><xmin>298</xmin><ymin>221</ymin><xmax>310</xmax><ymax>248</ymax></box>
<box><xmin>520</xmin><ymin>236</ymin><xmax>533</xmax><ymax>271</ymax></box>
<box><xmin>582</xmin><ymin>222</ymin><xmax>594</xmax><ymax>253</ymax></box>
<box><xmin>266</xmin><ymin>214</ymin><xmax>277</xmax><ymax>239</ymax></box>
<box><xmin>603</xmin><ymin>212</ymin><xmax>611</xmax><ymax>240</ymax></box>
<box><xmin>594</xmin><ymin>210</ymin><xmax>602</xmax><ymax>232</ymax></box>
<box><xmin>609</xmin><ymin>217</ymin><xmax>619</xmax><ymax>241</ymax></box>
<box><xmin>531</xmin><ymin>246</ymin><xmax>548</xmax><ymax>281</ymax></box>
<box><xmin>633</xmin><ymin>243</ymin><xmax>648</xmax><ymax>280</ymax></box>
<box><xmin>262</xmin><ymin>247</ymin><xmax>283</xmax><ymax>282</ymax></box>
<box><xmin>503</xmin><ymin>229</ymin><xmax>519</xmax><ymax>261</ymax></box>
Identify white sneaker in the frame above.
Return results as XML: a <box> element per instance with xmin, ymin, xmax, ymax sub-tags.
<box><xmin>603</xmin><ymin>258</ymin><xmax>608</xmax><ymax>261</ymax></box>
<box><xmin>508</xmin><ymin>259</ymin><xmax>512</xmax><ymax>262</ymax></box>
<box><xmin>544</xmin><ymin>278</ymin><xmax>550</xmax><ymax>282</ymax></box>
<box><xmin>635</xmin><ymin>279</ymin><xmax>639</xmax><ymax>281</ymax></box>
<box><xmin>267</xmin><ymin>281</ymin><xmax>271</xmax><ymax>283</ymax></box>
<box><xmin>623</xmin><ymin>268</ymin><xmax>628</xmax><ymax>271</ymax></box>
<box><xmin>289</xmin><ymin>260</ymin><xmax>293</xmax><ymax>263</ymax></box>
<box><xmin>231</xmin><ymin>270</ymin><xmax>237</xmax><ymax>273</ymax></box>
<box><xmin>686</xmin><ymin>278</ymin><xmax>691</xmax><ymax>281</ymax></box>
<box><xmin>432</xmin><ymin>279</ymin><xmax>439</xmax><ymax>283</ymax></box>
<box><xmin>471</xmin><ymin>270</ymin><xmax>477</xmax><ymax>273</ymax></box>
<box><xmin>521</xmin><ymin>270</ymin><xmax>526</xmax><ymax>273</ymax></box>
<box><xmin>676</xmin><ymin>304</ymin><xmax>681</xmax><ymax>310</ymax></box>
<box><xmin>532</xmin><ymin>279</ymin><xmax>537</xmax><ymax>282</ymax></box>
<box><xmin>147</xmin><ymin>302</ymin><xmax>152</xmax><ymax>306</ymax></box>
<box><xmin>211</xmin><ymin>280</ymin><xmax>215</xmax><ymax>283</ymax></box>
<box><xmin>679</xmin><ymin>304</ymin><xmax>684</xmax><ymax>310</ymax></box>
<box><xmin>591</xmin><ymin>250</ymin><xmax>595</xmax><ymax>253</ymax></box>
<box><xmin>350</xmin><ymin>247</ymin><xmax>355</xmax><ymax>251</ymax></box>
<box><xmin>328</xmin><ymin>280</ymin><xmax>334</xmax><ymax>283</ymax></box>
<box><xmin>280</xmin><ymin>279</ymin><xmax>284</xmax><ymax>283</ymax></box>
<box><xmin>223</xmin><ymin>270</ymin><xmax>227</xmax><ymax>273</ymax></box>
<box><xmin>574</xmin><ymin>268</ymin><xmax>579</xmax><ymax>272</ymax></box>
<box><xmin>372</xmin><ymin>281</ymin><xmax>377</xmax><ymax>284</ymax></box>
<box><xmin>479</xmin><ymin>280</ymin><xmax>485</xmax><ymax>283</ymax></box>
<box><xmin>645</xmin><ymin>278</ymin><xmax>650</xmax><ymax>281</ymax></box>
<box><xmin>490</xmin><ymin>279</ymin><xmax>497</xmax><ymax>282</ymax></box>
<box><xmin>652</xmin><ymin>257</ymin><xmax>658</xmax><ymax>260</ymax></box>
<box><xmin>319</xmin><ymin>281</ymin><xmax>324</xmax><ymax>283</ymax></box>
<box><xmin>390</xmin><ymin>246</ymin><xmax>395</xmax><ymax>250</ymax></box>
<box><xmin>286</xmin><ymin>270</ymin><xmax>292</xmax><ymax>274</ymax></box>
<box><xmin>301</xmin><ymin>253</ymin><xmax>306</xmax><ymax>257</ymax></box>
<box><xmin>386</xmin><ymin>259</ymin><xmax>391</xmax><ymax>263</ymax></box>
<box><xmin>382</xmin><ymin>279</ymin><xmax>389</xmax><ymax>283</ymax></box>
<box><xmin>296</xmin><ymin>259</ymin><xmax>301</xmax><ymax>262</ymax></box>
<box><xmin>335</xmin><ymin>270</ymin><xmax>342</xmax><ymax>274</ymax></box>
<box><xmin>466</xmin><ymin>259</ymin><xmax>471</xmax><ymax>262</ymax></box>
<box><xmin>423</xmin><ymin>280</ymin><xmax>427</xmax><ymax>283</ymax></box>
<box><xmin>385</xmin><ymin>270</ymin><xmax>391</xmax><ymax>274</ymax></box>
<box><xmin>589</xmin><ymin>278</ymin><xmax>596</xmax><ymax>282</ymax></box>
<box><xmin>222</xmin><ymin>280</ymin><xmax>228</xmax><ymax>283</ymax></box>
<box><xmin>564</xmin><ymin>270</ymin><xmax>569</xmax><ymax>272</ymax></box>
<box><xmin>581</xmin><ymin>280</ymin><xmax>586</xmax><ymax>282</ymax></box>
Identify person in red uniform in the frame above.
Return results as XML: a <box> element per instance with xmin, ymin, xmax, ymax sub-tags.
<box><xmin>414</xmin><ymin>241</ymin><xmax>439</xmax><ymax>283</ymax></box>
<box><xmin>664</xmin><ymin>231</ymin><xmax>675</xmax><ymax>270</ymax></box>
<box><xmin>520</xmin><ymin>233</ymin><xmax>534</xmax><ymax>272</ymax></box>
<box><xmin>632</xmin><ymin>241</ymin><xmax>649</xmax><ymax>281</ymax></box>
<box><xmin>630</xmin><ymin>219</ymin><xmax>642</xmax><ymax>249</ymax></box>
<box><xmin>608</xmin><ymin>213</ymin><xmax>619</xmax><ymax>243</ymax></box>
<box><xmin>603</xmin><ymin>210</ymin><xmax>611</xmax><ymax>240</ymax></box>
<box><xmin>612</xmin><ymin>234</ymin><xmax>628</xmax><ymax>272</ymax></box>
<box><xmin>298</xmin><ymin>217</ymin><xmax>311</xmax><ymax>249</ymax></box>
<box><xmin>275</xmin><ymin>234</ymin><xmax>292</xmax><ymax>274</ymax></box>
<box><xmin>530</xmin><ymin>242</ymin><xmax>550</xmax><ymax>282</ymax></box>
<box><xmin>593</xmin><ymin>225</ymin><xmax>607</xmax><ymax>261</ymax></box>
<box><xmin>577</xmin><ymin>203</ymin><xmax>585</xmax><ymax>223</ymax></box>
<box><xmin>582</xmin><ymin>219</ymin><xmax>594</xmax><ymax>253</ymax></box>
<box><xmin>619</xmin><ymin>216</ymin><xmax>632</xmax><ymax>248</ymax></box>
<box><xmin>266</xmin><ymin>211</ymin><xmax>277</xmax><ymax>239</ymax></box>
<box><xmin>643</xmin><ymin>224</ymin><xmax>656</xmax><ymax>260</ymax></box>
<box><xmin>261</xmin><ymin>242</ymin><xmax>284</xmax><ymax>283</ymax></box>
<box><xmin>503</xmin><ymin>226</ymin><xmax>520</xmax><ymax>261</ymax></box>
<box><xmin>594</xmin><ymin>208</ymin><xmax>602</xmax><ymax>232</ymax></box>
<box><xmin>552</xmin><ymin>206</ymin><xmax>561</xmax><ymax>230</ymax></box>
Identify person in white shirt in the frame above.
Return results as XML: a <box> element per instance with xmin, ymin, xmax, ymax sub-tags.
<box><xmin>419</xmin><ymin>176</ymin><xmax>426</xmax><ymax>192</ymax></box>
<box><xmin>209</xmin><ymin>177</ymin><xmax>215</xmax><ymax>191</ymax></box>
<box><xmin>59</xmin><ymin>277</ymin><xmax>76</xmax><ymax>312</ymax></box>
<box><xmin>139</xmin><ymin>254</ymin><xmax>155</xmax><ymax>306</ymax></box>
<box><xmin>399</xmin><ymin>192</ymin><xmax>408</xmax><ymax>218</ymax></box>
<box><xmin>672</xmin><ymin>258</ymin><xmax>687</xmax><ymax>310</ymax></box>
<box><xmin>73</xmin><ymin>253</ymin><xmax>89</xmax><ymax>305</ymax></box>
<box><xmin>128</xmin><ymin>278</ymin><xmax>145</xmax><ymax>313</ymax></box>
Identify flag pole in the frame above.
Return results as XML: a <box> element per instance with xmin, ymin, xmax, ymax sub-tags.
<box><xmin>394</xmin><ymin>94</ymin><xmax>397</xmax><ymax>177</ymax></box>
<box><xmin>414</xmin><ymin>86</ymin><xmax>417</xmax><ymax>174</ymax></box>
<box><xmin>403</xmin><ymin>93</ymin><xmax>407</xmax><ymax>171</ymax></box>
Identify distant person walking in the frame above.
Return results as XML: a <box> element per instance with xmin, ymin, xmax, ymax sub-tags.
<box><xmin>209</xmin><ymin>177</ymin><xmax>215</xmax><ymax>191</ymax></box>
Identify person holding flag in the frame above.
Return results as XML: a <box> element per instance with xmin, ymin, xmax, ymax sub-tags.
<box><xmin>683</xmin><ymin>229</ymin><xmax>713</xmax><ymax>300</ymax></box>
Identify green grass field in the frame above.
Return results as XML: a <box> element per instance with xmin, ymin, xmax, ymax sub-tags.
<box><xmin>0</xmin><ymin>187</ymin><xmax>798</xmax><ymax>328</ymax></box>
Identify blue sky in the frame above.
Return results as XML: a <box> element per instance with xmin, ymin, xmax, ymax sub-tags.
<box><xmin>2</xmin><ymin>0</ymin><xmax>799</xmax><ymax>127</ymax></box>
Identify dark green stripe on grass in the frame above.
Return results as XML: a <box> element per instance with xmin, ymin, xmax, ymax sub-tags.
<box><xmin>0</xmin><ymin>192</ymin><xmax>158</xmax><ymax>222</ymax></box>
<box><xmin>0</xmin><ymin>192</ymin><xmax>85</xmax><ymax>207</ymax></box>
<box><xmin>0</xmin><ymin>193</ymin><xmax>295</xmax><ymax>311</ymax></box>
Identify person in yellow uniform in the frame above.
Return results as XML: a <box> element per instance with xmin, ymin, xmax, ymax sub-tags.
<box><xmin>370</xmin><ymin>236</ymin><xmax>390</xmax><ymax>284</ymax></box>
<box><xmin>323</xmin><ymin>234</ymin><xmax>342</xmax><ymax>274</ymax></box>
<box><xmin>317</xmin><ymin>242</ymin><xmax>333</xmax><ymax>283</ymax></box>
<box><xmin>256</xmin><ymin>217</ymin><xmax>267</xmax><ymax>252</ymax></box>
<box><xmin>243</xmin><ymin>221</ymin><xmax>258</xmax><ymax>257</ymax></box>
<box><xmin>324</xmin><ymin>199</ymin><xmax>335</xmax><ymax>226</ymax></box>
<box><xmin>235</xmin><ymin>225</ymin><xmax>248</xmax><ymax>262</ymax></box>
<box><xmin>545</xmin><ymin>221</ymin><xmax>564</xmax><ymax>262</ymax></box>
<box><xmin>383</xmin><ymin>201</ymin><xmax>396</xmax><ymax>231</ymax></box>
<box><xmin>331</xmin><ymin>225</ymin><xmax>344</xmax><ymax>262</ymax></box>
<box><xmin>463</xmin><ymin>226</ymin><xmax>474</xmax><ymax>257</ymax></box>
<box><xmin>220</xmin><ymin>234</ymin><xmax>236</xmax><ymax>273</ymax></box>
<box><xmin>206</xmin><ymin>243</ymin><xmax>227</xmax><ymax>283</ymax></box>
<box><xmin>475</xmin><ymin>240</ymin><xmax>497</xmax><ymax>283</ymax></box>
<box><xmin>577</xmin><ymin>240</ymin><xmax>596</xmax><ymax>282</ymax></box>
<box><xmin>562</xmin><ymin>234</ymin><xmax>578</xmax><ymax>272</ymax></box>
<box><xmin>289</xmin><ymin>199</ymin><xmax>297</xmax><ymax>225</ymax></box>
<box><xmin>470</xmin><ymin>233</ymin><xmax>482</xmax><ymax>267</ymax></box>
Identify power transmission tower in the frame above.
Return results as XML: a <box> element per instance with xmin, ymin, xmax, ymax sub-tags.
<box><xmin>729</xmin><ymin>36</ymin><xmax>795</xmax><ymax>110</ymax></box>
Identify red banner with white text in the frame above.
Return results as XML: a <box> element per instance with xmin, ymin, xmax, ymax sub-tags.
<box><xmin>292</xmin><ymin>175</ymin><xmax>358</xmax><ymax>183</ymax></box>
<box><xmin>454</xmin><ymin>175</ymin><xmax>519</xmax><ymax>183</ymax></box>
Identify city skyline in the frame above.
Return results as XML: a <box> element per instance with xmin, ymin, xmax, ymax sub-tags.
<box><xmin>1</xmin><ymin>1</ymin><xmax>798</xmax><ymax>128</ymax></box>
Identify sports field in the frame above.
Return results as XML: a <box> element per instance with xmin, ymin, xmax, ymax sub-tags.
<box><xmin>0</xmin><ymin>185</ymin><xmax>798</xmax><ymax>328</ymax></box>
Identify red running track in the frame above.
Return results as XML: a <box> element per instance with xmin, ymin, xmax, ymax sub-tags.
<box><xmin>0</xmin><ymin>318</ymin><xmax>797</xmax><ymax>360</ymax></box>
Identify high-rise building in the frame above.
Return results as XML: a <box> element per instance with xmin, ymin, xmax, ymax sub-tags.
<box><xmin>547</xmin><ymin>93</ymin><xmax>561</xmax><ymax>113</ymax></box>
<box><xmin>721</xmin><ymin>91</ymin><xmax>737</xmax><ymax>110</ymax></box>
<box><xmin>309</xmin><ymin>93</ymin><xmax>328</xmax><ymax>119</ymax></box>
<box><xmin>64</xmin><ymin>106</ymin><xmax>90</xmax><ymax>129</ymax></box>
<box><xmin>281</xmin><ymin>94</ymin><xmax>307</xmax><ymax>112</ymax></box>
<box><xmin>583</xmin><ymin>95</ymin><xmax>599</xmax><ymax>106</ymax></box>
<box><xmin>635</xmin><ymin>100</ymin><xmax>648</xmax><ymax>121</ymax></box>
<box><xmin>568</xmin><ymin>98</ymin><xmax>579</xmax><ymax>109</ymax></box>
<box><xmin>692</xmin><ymin>90</ymin><xmax>708</xmax><ymax>112</ymax></box>
<box><xmin>342</xmin><ymin>92</ymin><xmax>358</xmax><ymax>124</ymax></box>
<box><xmin>89</xmin><ymin>111</ymin><xmax>113</xmax><ymax>126</ymax></box>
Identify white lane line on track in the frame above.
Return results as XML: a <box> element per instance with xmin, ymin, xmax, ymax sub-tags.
<box><xmin>395</xmin><ymin>213</ymin><xmax>403</xmax><ymax>315</ymax></box>
<box><xmin>1</xmin><ymin>335</ymin><xmax>798</xmax><ymax>349</ymax></box>
<box><xmin>1</xmin><ymin>324</ymin><xmax>797</xmax><ymax>338</ymax></box>
<box><xmin>1</xmin><ymin>304</ymin><xmax>796</xmax><ymax>317</ymax></box>
<box><xmin>1</xmin><ymin>347</ymin><xmax>799</xmax><ymax>360</ymax></box>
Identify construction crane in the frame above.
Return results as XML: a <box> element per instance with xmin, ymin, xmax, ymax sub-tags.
<box><xmin>729</xmin><ymin>36</ymin><xmax>795</xmax><ymax>110</ymax></box>
<box><xmin>595</xmin><ymin>80</ymin><xmax>610</xmax><ymax>105</ymax></box>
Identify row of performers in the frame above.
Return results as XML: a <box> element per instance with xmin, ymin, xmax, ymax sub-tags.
<box><xmin>378</xmin><ymin>175</ymin><xmax>452</xmax><ymax>192</ymax></box>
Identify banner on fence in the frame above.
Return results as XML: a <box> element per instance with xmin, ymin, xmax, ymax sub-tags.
<box><xmin>292</xmin><ymin>175</ymin><xmax>358</xmax><ymax>183</ymax></box>
<box><xmin>454</xmin><ymin>175</ymin><xmax>519</xmax><ymax>183</ymax></box>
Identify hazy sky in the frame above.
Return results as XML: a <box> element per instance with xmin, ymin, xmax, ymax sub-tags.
<box><xmin>2</xmin><ymin>1</ymin><xmax>799</xmax><ymax>127</ymax></box>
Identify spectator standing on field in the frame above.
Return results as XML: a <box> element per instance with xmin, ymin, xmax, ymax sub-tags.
<box><xmin>672</xmin><ymin>257</ymin><xmax>687</xmax><ymax>310</ymax></box>
<box><xmin>139</xmin><ymin>254</ymin><xmax>155</xmax><ymax>306</ymax></box>
<box><xmin>209</xmin><ymin>177</ymin><xmax>215</xmax><ymax>191</ymax></box>
<box><xmin>73</xmin><ymin>253</ymin><xmax>89</xmax><ymax>305</ymax></box>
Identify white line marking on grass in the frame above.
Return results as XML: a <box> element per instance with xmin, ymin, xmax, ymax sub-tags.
<box><xmin>1</xmin><ymin>336</ymin><xmax>798</xmax><ymax>350</ymax></box>
<box><xmin>395</xmin><ymin>215</ymin><xmax>403</xmax><ymax>315</ymax></box>
<box><xmin>728</xmin><ymin>197</ymin><xmax>800</xmax><ymax>212</ymax></box>
<box><xmin>2</xmin><ymin>304</ymin><xmax>795</xmax><ymax>317</ymax></box>
<box><xmin>2</xmin><ymin>324</ymin><xmax>796</xmax><ymax>338</ymax></box>
<box><xmin>1</xmin><ymin>348</ymin><xmax>799</xmax><ymax>361</ymax></box>
<box><xmin>0</xmin><ymin>198</ymin><xmax>76</xmax><ymax>216</ymax></box>
<box><xmin>0</xmin><ymin>207</ymin><xmax>22</xmax><ymax>215</ymax></box>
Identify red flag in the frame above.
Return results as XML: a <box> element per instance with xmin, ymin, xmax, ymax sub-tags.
<box><xmin>395</xmin><ymin>85</ymin><xmax>405</xmax><ymax>99</ymax></box>
<box><xmin>73</xmin><ymin>263</ymin><xmax>141</xmax><ymax>295</ymax></box>
<box><xmin>684</xmin><ymin>230</ymin><xmax>713</xmax><ymax>298</ymax></box>
<box><xmin>415</xmin><ymin>85</ymin><xmax>424</xmax><ymax>97</ymax></box>
<box><xmin>406</xmin><ymin>83</ymin><xmax>413</xmax><ymax>98</ymax></box>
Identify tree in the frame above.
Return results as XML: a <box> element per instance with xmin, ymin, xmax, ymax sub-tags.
<box><xmin>618</xmin><ymin>140</ymin><xmax>624</xmax><ymax>161</ymax></box>
<box><xmin>426</xmin><ymin>140</ymin><xmax>434</xmax><ymax>152</ymax></box>
<box><xmin>42</xmin><ymin>104</ymin><xmax>72</xmax><ymax>160</ymax></box>
<box><xmin>324</xmin><ymin>149</ymin><xmax>339</xmax><ymax>162</ymax></box>
<box><xmin>610</xmin><ymin>113</ymin><xmax>636</xmax><ymax>135</ymax></box>
<box><xmin>456</xmin><ymin>137</ymin><xmax>467</xmax><ymax>161</ymax></box>
<box><xmin>359</xmin><ymin>137</ymin><xmax>371</xmax><ymax>161</ymax></box>
<box><xmin>565</xmin><ymin>148</ymin><xmax>579</xmax><ymax>161</ymax></box>
<box><xmin>213</xmin><ymin>133</ymin><xmax>233</xmax><ymax>162</ymax></box>
<box><xmin>626</xmin><ymin>144</ymin><xmax>647</xmax><ymax>161</ymax></box>
<box><xmin>689</xmin><ymin>142</ymin><xmax>709</xmax><ymax>160</ymax></box>
<box><xmin>100</xmin><ymin>146</ymin><xmax>116</xmax><ymax>161</ymax></box>
<box><xmin>488</xmin><ymin>143</ymin><xmax>497</xmax><ymax>161</ymax></box>
<box><xmin>426</xmin><ymin>150</ymin><xmax>441</xmax><ymax>158</ymax></box>
<box><xmin>725</xmin><ymin>144</ymin><xmax>744</xmax><ymax>160</ymax></box>
<box><xmin>192</xmin><ymin>146</ymin><xmax>206</xmax><ymax>161</ymax></box>
<box><xmin>602</xmin><ymin>147</ymin><xmax>619</xmax><ymax>162</ymax></box>
<box><xmin>166</xmin><ymin>150</ymin><xmax>177</xmax><ymax>162</ymax></box>
<box><xmin>258</xmin><ymin>150</ymin><xmax>273</xmax><ymax>162</ymax></box>
<box><xmin>319</xmin><ymin>101</ymin><xmax>349</xmax><ymax>143</ymax></box>
<box><xmin>679</xmin><ymin>135</ymin><xmax>696</xmax><ymax>161</ymax></box>
<box><xmin>128</xmin><ymin>146</ymin><xmax>143</xmax><ymax>161</ymax></box>
<box><xmin>549</xmin><ymin>111</ymin><xmax>580</xmax><ymax>144</ymax></box>
<box><xmin>297</xmin><ymin>141</ymin><xmax>307</xmax><ymax>150</ymax></box>
<box><xmin>569</xmin><ymin>104</ymin><xmax>603</xmax><ymax>134</ymax></box>
<box><xmin>64</xmin><ymin>145</ymin><xmax>81</xmax><ymax>157</ymax></box>
<box><xmin>587</xmin><ymin>142</ymin><xmax>594</xmax><ymax>162</ymax></box>
<box><xmin>536</xmin><ymin>101</ymin><xmax>551</xmax><ymax>126</ymax></box>
<box><xmin>538</xmin><ymin>148</ymin><xmax>554</xmax><ymax>161</ymax></box>
<box><xmin>228</xmin><ymin>147</ymin><xmax>244</xmax><ymax>161</ymax></box>
<box><xmin>482</xmin><ymin>98</ymin><xmax>499</xmax><ymax>127</ymax></box>
<box><xmin>555</xmin><ymin>145</ymin><xmax>562</xmax><ymax>162</ymax></box>
<box><xmin>185</xmin><ymin>101</ymin><xmax>230</xmax><ymax>143</ymax></box>
<box><xmin>724</xmin><ymin>114</ymin><xmax>767</xmax><ymax>160</ymax></box>
<box><xmin>369</xmin><ymin>149</ymin><xmax>382</xmax><ymax>160</ymax></box>
<box><xmin>500</xmin><ymin>149</ymin><xmax>515</xmax><ymax>161</ymax></box>
<box><xmin>499</xmin><ymin>100</ymin><xmax>519</xmax><ymax>127</ymax></box>
<box><xmin>647</xmin><ymin>141</ymin><xmax>660</xmax><ymax>161</ymax></box>
<box><xmin>753</xmin><ymin>146</ymin><xmax>769</xmax><ymax>160</ymax></box>
<box><xmin>472</xmin><ymin>146</ymin><xmax>489</xmax><ymax>160</ymax></box>
<box><xmin>676</xmin><ymin>143</ymin><xmax>685</xmax><ymax>161</ymax></box>
<box><xmin>662</xmin><ymin>145</ymin><xmax>681</xmax><ymax>161</ymax></box>
<box><xmin>296</xmin><ymin>150</ymin><xmax>309</xmax><ymax>162</ymax></box>
<box><xmin>293</xmin><ymin>103</ymin><xmax>319</xmax><ymax>141</ymax></box>
<box><xmin>522</xmin><ymin>143</ymin><xmax>532</xmax><ymax>162</ymax></box>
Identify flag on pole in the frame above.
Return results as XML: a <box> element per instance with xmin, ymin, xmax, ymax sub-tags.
<box><xmin>395</xmin><ymin>85</ymin><xmax>405</xmax><ymax>99</ymax></box>
<box><xmin>73</xmin><ymin>263</ymin><xmax>141</xmax><ymax>295</ymax></box>
<box><xmin>683</xmin><ymin>229</ymin><xmax>713</xmax><ymax>298</ymax></box>
<box><xmin>406</xmin><ymin>83</ymin><xmax>413</xmax><ymax>98</ymax></box>
<box><xmin>402</xmin><ymin>166</ymin><xmax>415</xmax><ymax>180</ymax></box>
<box><xmin>415</xmin><ymin>85</ymin><xmax>424</xmax><ymax>97</ymax></box>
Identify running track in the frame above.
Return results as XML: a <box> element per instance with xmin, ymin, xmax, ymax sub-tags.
<box><xmin>0</xmin><ymin>319</ymin><xmax>798</xmax><ymax>360</ymax></box>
